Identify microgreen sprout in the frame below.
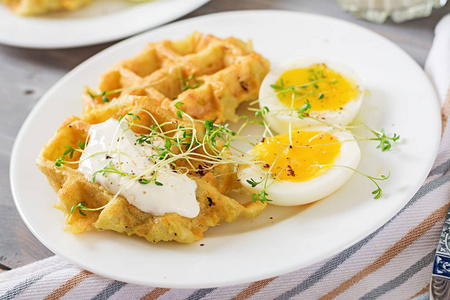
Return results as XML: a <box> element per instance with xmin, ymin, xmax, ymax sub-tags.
<box><xmin>245</xmin><ymin>106</ymin><xmax>273</xmax><ymax>138</ymax></box>
<box><xmin>118</xmin><ymin>112</ymin><xmax>141</xmax><ymax>123</ymax></box>
<box><xmin>244</xmin><ymin>146</ymin><xmax>292</xmax><ymax>203</ymax></box>
<box><xmin>137</xmin><ymin>178</ymin><xmax>163</xmax><ymax>186</ymax></box>
<box><xmin>270</xmin><ymin>78</ymin><xmax>286</xmax><ymax>91</ymax></box>
<box><xmin>255</xmin><ymin>106</ymin><xmax>270</xmax><ymax>118</ymax></box>
<box><xmin>70</xmin><ymin>201</ymin><xmax>110</xmax><ymax>216</ymax></box>
<box><xmin>71</xmin><ymin>201</ymin><xmax>88</xmax><ymax>216</ymax></box>
<box><xmin>64</xmin><ymin>145</ymin><xmax>75</xmax><ymax>158</ymax></box>
<box><xmin>136</xmin><ymin>134</ymin><xmax>152</xmax><ymax>145</ymax></box>
<box><xmin>55</xmin><ymin>140</ymin><xmax>86</xmax><ymax>167</ymax></box>
<box><xmin>92</xmin><ymin>161</ymin><xmax>121</xmax><ymax>182</ymax></box>
<box><xmin>366</xmin><ymin>127</ymin><xmax>400</xmax><ymax>152</ymax></box>
<box><xmin>179</xmin><ymin>74</ymin><xmax>200</xmax><ymax>92</ymax></box>
<box><xmin>87</xmin><ymin>91</ymin><xmax>110</xmax><ymax>103</ymax></box>
<box><xmin>254</xmin><ymin>190</ymin><xmax>271</xmax><ymax>203</ymax></box>
<box><xmin>246</xmin><ymin>178</ymin><xmax>261</xmax><ymax>187</ymax></box>
<box><xmin>175</xmin><ymin>102</ymin><xmax>185</xmax><ymax>118</ymax></box>
<box><xmin>246</xmin><ymin>177</ymin><xmax>272</xmax><ymax>203</ymax></box>
<box><xmin>63</xmin><ymin>140</ymin><xmax>86</xmax><ymax>159</ymax></box>
<box><xmin>138</xmin><ymin>178</ymin><xmax>151</xmax><ymax>184</ymax></box>
<box><xmin>203</xmin><ymin>120</ymin><xmax>235</xmax><ymax>149</ymax></box>
<box><xmin>349</xmin><ymin>167</ymin><xmax>390</xmax><ymax>199</ymax></box>
<box><xmin>55</xmin><ymin>156</ymin><xmax>65</xmax><ymax>167</ymax></box>
<box><xmin>361</xmin><ymin>171</ymin><xmax>390</xmax><ymax>199</ymax></box>
<box><xmin>297</xmin><ymin>100</ymin><xmax>311</xmax><ymax>119</ymax></box>
<box><xmin>319</xmin><ymin>164</ymin><xmax>390</xmax><ymax>199</ymax></box>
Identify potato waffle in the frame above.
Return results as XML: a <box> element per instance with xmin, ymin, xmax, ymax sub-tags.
<box><xmin>2</xmin><ymin>0</ymin><xmax>92</xmax><ymax>15</ymax></box>
<box><xmin>83</xmin><ymin>32</ymin><xmax>270</xmax><ymax>123</ymax></box>
<box><xmin>37</xmin><ymin>95</ymin><xmax>267</xmax><ymax>243</ymax></box>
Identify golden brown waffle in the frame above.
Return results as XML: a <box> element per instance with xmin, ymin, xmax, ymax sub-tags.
<box><xmin>37</xmin><ymin>95</ymin><xmax>267</xmax><ymax>243</ymax></box>
<box><xmin>2</xmin><ymin>0</ymin><xmax>92</xmax><ymax>15</ymax></box>
<box><xmin>83</xmin><ymin>32</ymin><xmax>270</xmax><ymax>123</ymax></box>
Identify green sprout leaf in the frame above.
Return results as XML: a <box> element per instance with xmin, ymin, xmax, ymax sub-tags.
<box><xmin>70</xmin><ymin>201</ymin><xmax>87</xmax><ymax>216</ymax></box>
<box><xmin>271</xmin><ymin>78</ymin><xmax>286</xmax><ymax>91</ymax></box>
<box><xmin>246</xmin><ymin>178</ymin><xmax>259</xmax><ymax>187</ymax></box>
<box><xmin>175</xmin><ymin>102</ymin><xmax>185</xmax><ymax>118</ymax></box>
<box><xmin>255</xmin><ymin>106</ymin><xmax>270</xmax><ymax>118</ymax></box>
<box><xmin>179</xmin><ymin>74</ymin><xmax>200</xmax><ymax>92</ymax></box>
<box><xmin>55</xmin><ymin>156</ymin><xmax>65</xmax><ymax>167</ymax></box>
<box><xmin>297</xmin><ymin>100</ymin><xmax>311</xmax><ymax>119</ymax></box>
<box><xmin>63</xmin><ymin>145</ymin><xmax>75</xmax><ymax>159</ymax></box>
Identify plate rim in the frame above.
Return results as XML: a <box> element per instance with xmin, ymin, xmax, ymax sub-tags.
<box><xmin>0</xmin><ymin>0</ymin><xmax>210</xmax><ymax>49</ymax></box>
<box><xmin>10</xmin><ymin>9</ymin><xmax>442</xmax><ymax>288</ymax></box>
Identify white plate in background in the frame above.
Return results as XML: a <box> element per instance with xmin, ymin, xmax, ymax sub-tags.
<box><xmin>0</xmin><ymin>0</ymin><xmax>210</xmax><ymax>48</ymax></box>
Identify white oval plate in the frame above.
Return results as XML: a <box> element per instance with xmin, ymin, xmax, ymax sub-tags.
<box><xmin>0</xmin><ymin>0</ymin><xmax>209</xmax><ymax>49</ymax></box>
<box><xmin>10</xmin><ymin>10</ymin><xmax>440</xmax><ymax>288</ymax></box>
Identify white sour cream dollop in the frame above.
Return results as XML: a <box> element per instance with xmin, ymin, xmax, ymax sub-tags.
<box><xmin>78</xmin><ymin>119</ymin><xmax>199</xmax><ymax>218</ymax></box>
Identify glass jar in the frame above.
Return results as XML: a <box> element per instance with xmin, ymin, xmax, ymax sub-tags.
<box><xmin>337</xmin><ymin>0</ymin><xmax>448</xmax><ymax>23</ymax></box>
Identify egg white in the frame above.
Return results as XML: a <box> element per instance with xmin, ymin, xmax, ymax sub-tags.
<box><xmin>238</xmin><ymin>130</ymin><xmax>361</xmax><ymax>206</ymax></box>
<box><xmin>259</xmin><ymin>58</ymin><xmax>364</xmax><ymax>134</ymax></box>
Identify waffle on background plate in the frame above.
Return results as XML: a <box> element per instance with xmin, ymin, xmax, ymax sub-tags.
<box><xmin>37</xmin><ymin>33</ymin><xmax>270</xmax><ymax>243</ymax></box>
<box><xmin>1</xmin><ymin>0</ymin><xmax>92</xmax><ymax>15</ymax></box>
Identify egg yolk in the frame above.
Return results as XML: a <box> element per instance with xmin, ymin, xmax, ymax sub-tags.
<box><xmin>275</xmin><ymin>64</ymin><xmax>360</xmax><ymax>110</ymax></box>
<box><xmin>251</xmin><ymin>131</ymin><xmax>341</xmax><ymax>182</ymax></box>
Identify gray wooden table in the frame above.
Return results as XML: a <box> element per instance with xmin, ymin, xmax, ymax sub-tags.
<box><xmin>1</xmin><ymin>0</ymin><xmax>449</xmax><ymax>271</ymax></box>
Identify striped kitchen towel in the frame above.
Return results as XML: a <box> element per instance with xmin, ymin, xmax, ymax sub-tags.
<box><xmin>2</xmin><ymin>14</ymin><xmax>450</xmax><ymax>300</ymax></box>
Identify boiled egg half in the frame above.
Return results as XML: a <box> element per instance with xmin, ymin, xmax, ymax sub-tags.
<box><xmin>259</xmin><ymin>59</ymin><xmax>363</xmax><ymax>134</ymax></box>
<box><xmin>238</xmin><ymin>128</ymin><xmax>361</xmax><ymax>206</ymax></box>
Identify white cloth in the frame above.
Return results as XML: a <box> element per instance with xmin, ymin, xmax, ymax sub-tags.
<box><xmin>425</xmin><ymin>13</ymin><xmax>450</xmax><ymax>105</ymax></box>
